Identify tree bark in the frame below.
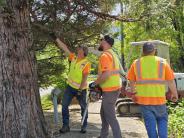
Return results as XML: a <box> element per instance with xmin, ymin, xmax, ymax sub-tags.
<box><xmin>0</xmin><ymin>0</ymin><xmax>49</xmax><ymax>138</ymax></box>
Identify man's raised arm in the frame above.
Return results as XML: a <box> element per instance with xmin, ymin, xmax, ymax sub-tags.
<box><xmin>50</xmin><ymin>33</ymin><xmax>71</xmax><ymax>56</ymax></box>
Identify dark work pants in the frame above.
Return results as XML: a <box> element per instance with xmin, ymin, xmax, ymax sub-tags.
<box><xmin>100</xmin><ymin>91</ymin><xmax>122</xmax><ymax>138</ymax></box>
<box><xmin>62</xmin><ymin>85</ymin><xmax>88</xmax><ymax>128</ymax></box>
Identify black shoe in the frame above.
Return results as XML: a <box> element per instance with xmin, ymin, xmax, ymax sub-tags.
<box><xmin>80</xmin><ymin>127</ymin><xmax>87</xmax><ymax>133</ymax></box>
<box><xmin>59</xmin><ymin>126</ymin><xmax>70</xmax><ymax>133</ymax></box>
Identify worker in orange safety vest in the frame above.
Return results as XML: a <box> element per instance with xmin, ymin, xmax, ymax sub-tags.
<box><xmin>89</xmin><ymin>35</ymin><xmax>122</xmax><ymax>138</ymax></box>
<box><xmin>127</xmin><ymin>42</ymin><xmax>178</xmax><ymax>138</ymax></box>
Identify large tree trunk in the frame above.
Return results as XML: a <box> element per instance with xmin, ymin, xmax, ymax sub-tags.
<box><xmin>0</xmin><ymin>1</ymin><xmax>49</xmax><ymax>138</ymax></box>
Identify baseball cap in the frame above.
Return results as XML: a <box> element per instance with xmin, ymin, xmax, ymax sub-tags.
<box><xmin>103</xmin><ymin>35</ymin><xmax>114</xmax><ymax>46</ymax></box>
<box><xmin>143</xmin><ymin>42</ymin><xmax>155</xmax><ymax>54</ymax></box>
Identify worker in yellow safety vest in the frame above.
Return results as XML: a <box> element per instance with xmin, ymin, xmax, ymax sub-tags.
<box><xmin>50</xmin><ymin>33</ymin><xmax>91</xmax><ymax>134</ymax></box>
<box><xmin>127</xmin><ymin>42</ymin><xmax>178</xmax><ymax>138</ymax></box>
<box><xmin>89</xmin><ymin>35</ymin><xmax>122</xmax><ymax>138</ymax></box>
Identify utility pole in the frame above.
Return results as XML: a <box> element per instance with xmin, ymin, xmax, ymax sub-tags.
<box><xmin>120</xmin><ymin>1</ymin><xmax>125</xmax><ymax>70</ymax></box>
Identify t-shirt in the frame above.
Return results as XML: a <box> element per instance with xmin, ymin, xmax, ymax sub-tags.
<box><xmin>69</xmin><ymin>53</ymin><xmax>91</xmax><ymax>75</ymax></box>
<box><xmin>98</xmin><ymin>52</ymin><xmax>113</xmax><ymax>72</ymax></box>
<box><xmin>127</xmin><ymin>59</ymin><xmax>174</xmax><ymax>81</ymax></box>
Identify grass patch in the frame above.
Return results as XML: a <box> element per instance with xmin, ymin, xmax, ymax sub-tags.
<box><xmin>41</xmin><ymin>91</ymin><xmax>64</xmax><ymax>111</ymax></box>
<box><xmin>41</xmin><ymin>94</ymin><xmax>53</xmax><ymax>110</ymax></box>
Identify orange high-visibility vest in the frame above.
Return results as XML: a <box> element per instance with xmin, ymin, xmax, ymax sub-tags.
<box><xmin>134</xmin><ymin>56</ymin><xmax>167</xmax><ymax>105</ymax></box>
<box><xmin>98</xmin><ymin>49</ymin><xmax>121</xmax><ymax>92</ymax></box>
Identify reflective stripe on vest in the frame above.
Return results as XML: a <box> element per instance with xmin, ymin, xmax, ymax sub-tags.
<box><xmin>136</xmin><ymin>80</ymin><xmax>166</xmax><ymax>85</ymax></box>
<box><xmin>136</xmin><ymin>59</ymin><xmax>142</xmax><ymax>79</ymax></box>
<box><xmin>68</xmin><ymin>79</ymin><xmax>87</xmax><ymax>88</ymax></box>
<box><xmin>99</xmin><ymin>69</ymin><xmax>120</xmax><ymax>76</ymax></box>
<box><xmin>67</xmin><ymin>58</ymin><xmax>89</xmax><ymax>89</ymax></box>
<box><xmin>110</xmin><ymin>70</ymin><xmax>121</xmax><ymax>75</ymax></box>
<box><xmin>136</xmin><ymin>58</ymin><xmax>165</xmax><ymax>81</ymax></box>
<box><xmin>135</xmin><ymin>56</ymin><xmax>166</xmax><ymax>105</ymax></box>
<box><xmin>99</xmin><ymin>49</ymin><xmax>121</xmax><ymax>92</ymax></box>
<box><xmin>159</xmin><ymin>60</ymin><xmax>164</xmax><ymax>79</ymax></box>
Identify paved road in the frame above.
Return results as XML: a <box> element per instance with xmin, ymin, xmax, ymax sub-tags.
<box><xmin>45</xmin><ymin>100</ymin><xmax>147</xmax><ymax>138</ymax></box>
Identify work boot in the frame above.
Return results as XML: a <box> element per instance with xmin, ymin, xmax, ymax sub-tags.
<box><xmin>59</xmin><ymin>125</ymin><xmax>70</xmax><ymax>133</ymax></box>
<box><xmin>80</xmin><ymin>127</ymin><xmax>87</xmax><ymax>133</ymax></box>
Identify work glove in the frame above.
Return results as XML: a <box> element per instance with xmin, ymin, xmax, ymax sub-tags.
<box><xmin>49</xmin><ymin>32</ymin><xmax>57</xmax><ymax>40</ymax></box>
<box><xmin>89</xmin><ymin>82</ymin><xmax>97</xmax><ymax>89</ymax></box>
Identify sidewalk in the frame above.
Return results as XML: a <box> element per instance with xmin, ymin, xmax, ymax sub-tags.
<box><xmin>44</xmin><ymin>100</ymin><xmax>147</xmax><ymax>138</ymax></box>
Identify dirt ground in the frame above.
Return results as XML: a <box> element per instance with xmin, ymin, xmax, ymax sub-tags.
<box><xmin>44</xmin><ymin>100</ymin><xmax>148</xmax><ymax>138</ymax></box>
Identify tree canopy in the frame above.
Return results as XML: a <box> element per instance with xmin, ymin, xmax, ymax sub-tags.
<box><xmin>18</xmin><ymin>0</ymin><xmax>184</xmax><ymax>87</ymax></box>
<box><xmin>30</xmin><ymin>0</ymin><xmax>137</xmax><ymax>87</ymax></box>
<box><xmin>111</xmin><ymin>0</ymin><xmax>184</xmax><ymax>71</ymax></box>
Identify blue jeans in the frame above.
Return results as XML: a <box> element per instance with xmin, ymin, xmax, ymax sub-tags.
<box><xmin>140</xmin><ymin>104</ymin><xmax>168</xmax><ymax>138</ymax></box>
<box><xmin>62</xmin><ymin>85</ymin><xmax>88</xmax><ymax>128</ymax></box>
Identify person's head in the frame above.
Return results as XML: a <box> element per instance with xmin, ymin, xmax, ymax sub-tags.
<box><xmin>143</xmin><ymin>42</ymin><xmax>156</xmax><ymax>56</ymax></box>
<box><xmin>77</xmin><ymin>45</ymin><xmax>88</xmax><ymax>58</ymax></box>
<box><xmin>98</xmin><ymin>35</ymin><xmax>114</xmax><ymax>51</ymax></box>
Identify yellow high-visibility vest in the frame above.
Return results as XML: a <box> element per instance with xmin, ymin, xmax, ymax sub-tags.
<box><xmin>67</xmin><ymin>58</ymin><xmax>89</xmax><ymax>89</ymax></box>
<box><xmin>98</xmin><ymin>49</ymin><xmax>121</xmax><ymax>92</ymax></box>
<box><xmin>134</xmin><ymin>56</ymin><xmax>167</xmax><ymax>105</ymax></box>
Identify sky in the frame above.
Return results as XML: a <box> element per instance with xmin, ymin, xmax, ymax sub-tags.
<box><xmin>111</xmin><ymin>3</ymin><xmax>121</xmax><ymax>16</ymax></box>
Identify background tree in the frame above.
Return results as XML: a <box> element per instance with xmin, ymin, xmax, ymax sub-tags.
<box><xmin>111</xmin><ymin>0</ymin><xmax>184</xmax><ymax>71</ymax></box>
<box><xmin>30</xmin><ymin>0</ymin><xmax>109</xmax><ymax>87</ymax></box>
<box><xmin>30</xmin><ymin>0</ymin><xmax>135</xmax><ymax>87</ymax></box>
<box><xmin>169</xmin><ymin>0</ymin><xmax>184</xmax><ymax>71</ymax></box>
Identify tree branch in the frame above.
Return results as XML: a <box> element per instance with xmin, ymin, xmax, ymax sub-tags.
<box><xmin>37</xmin><ymin>56</ymin><xmax>63</xmax><ymax>61</ymax></box>
<box><xmin>76</xmin><ymin>0</ymin><xmax>145</xmax><ymax>22</ymax></box>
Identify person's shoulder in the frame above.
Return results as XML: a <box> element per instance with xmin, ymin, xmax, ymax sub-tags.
<box><xmin>155</xmin><ymin>56</ymin><xmax>164</xmax><ymax>60</ymax></box>
<box><xmin>128</xmin><ymin>59</ymin><xmax>139</xmax><ymax>68</ymax></box>
<box><xmin>100</xmin><ymin>52</ymin><xmax>111</xmax><ymax>59</ymax></box>
<box><xmin>133</xmin><ymin>58</ymin><xmax>140</xmax><ymax>63</ymax></box>
<box><xmin>155</xmin><ymin>56</ymin><xmax>167</xmax><ymax>63</ymax></box>
<box><xmin>85</xmin><ymin>58</ymin><xmax>91</xmax><ymax>64</ymax></box>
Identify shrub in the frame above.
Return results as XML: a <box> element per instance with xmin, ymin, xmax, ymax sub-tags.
<box><xmin>168</xmin><ymin>99</ymin><xmax>184</xmax><ymax>138</ymax></box>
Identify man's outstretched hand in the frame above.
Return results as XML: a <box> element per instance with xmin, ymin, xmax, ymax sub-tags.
<box><xmin>49</xmin><ymin>32</ymin><xmax>57</xmax><ymax>40</ymax></box>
